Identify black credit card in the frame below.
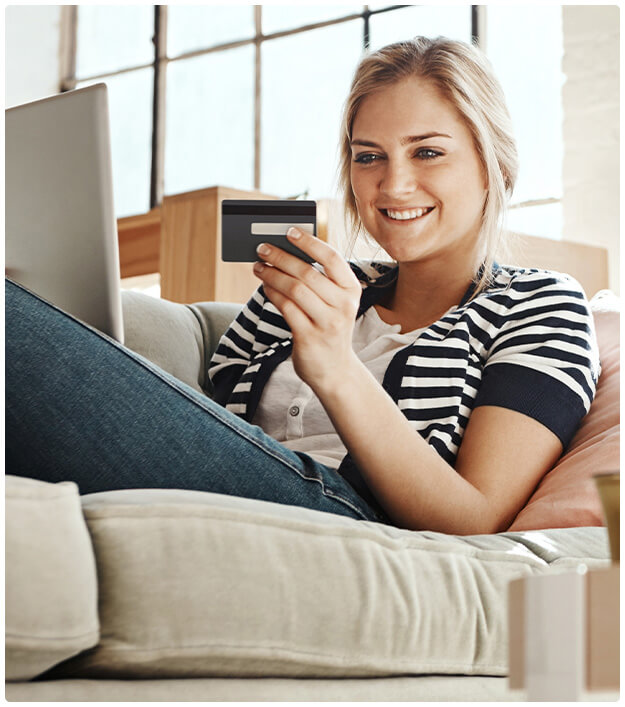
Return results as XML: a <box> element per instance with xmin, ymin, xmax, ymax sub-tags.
<box><xmin>221</xmin><ymin>199</ymin><xmax>317</xmax><ymax>263</ymax></box>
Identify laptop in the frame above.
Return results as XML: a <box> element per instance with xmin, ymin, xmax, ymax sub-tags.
<box><xmin>5</xmin><ymin>83</ymin><xmax>124</xmax><ymax>343</ymax></box>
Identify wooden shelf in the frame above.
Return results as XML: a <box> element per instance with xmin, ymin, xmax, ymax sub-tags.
<box><xmin>117</xmin><ymin>207</ymin><xmax>161</xmax><ymax>279</ymax></box>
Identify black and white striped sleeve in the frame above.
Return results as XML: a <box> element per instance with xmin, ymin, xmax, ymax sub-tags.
<box><xmin>208</xmin><ymin>285</ymin><xmax>268</xmax><ymax>405</ymax></box>
<box><xmin>473</xmin><ymin>271</ymin><xmax>600</xmax><ymax>448</ymax></box>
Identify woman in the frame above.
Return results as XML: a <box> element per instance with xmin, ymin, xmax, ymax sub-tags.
<box><xmin>6</xmin><ymin>37</ymin><xmax>599</xmax><ymax>535</ymax></box>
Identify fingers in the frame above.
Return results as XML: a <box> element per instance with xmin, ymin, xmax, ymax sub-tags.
<box><xmin>254</xmin><ymin>260</ymin><xmax>330</xmax><ymax>326</ymax></box>
<box><xmin>254</xmin><ymin>240</ymin><xmax>338</xmax><ymax>307</ymax></box>
<box><xmin>255</xmin><ymin>229</ymin><xmax>361</xmax><ymax>305</ymax></box>
<box><xmin>253</xmin><ymin>229</ymin><xmax>362</xmax><ymax>329</ymax></box>
<box><xmin>284</xmin><ymin>227</ymin><xmax>360</xmax><ymax>291</ymax></box>
<box><xmin>262</xmin><ymin>283</ymin><xmax>314</xmax><ymax>335</ymax></box>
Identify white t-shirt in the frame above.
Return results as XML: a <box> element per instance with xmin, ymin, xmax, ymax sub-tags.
<box><xmin>251</xmin><ymin>306</ymin><xmax>425</xmax><ymax>469</ymax></box>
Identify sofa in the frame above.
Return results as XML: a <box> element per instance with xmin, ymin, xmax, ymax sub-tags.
<box><xmin>5</xmin><ymin>286</ymin><xmax>619</xmax><ymax>701</ymax></box>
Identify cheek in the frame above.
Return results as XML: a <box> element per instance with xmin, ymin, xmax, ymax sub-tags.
<box><xmin>350</xmin><ymin>169</ymin><xmax>374</xmax><ymax>205</ymax></box>
<box><xmin>350</xmin><ymin>168</ymin><xmax>361</xmax><ymax>200</ymax></box>
<box><xmin>452</xmin><ymin>166</ymin><xmax>486</xmax><ymax>212</ymax></box>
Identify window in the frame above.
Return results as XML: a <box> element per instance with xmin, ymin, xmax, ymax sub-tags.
<box><xmin>64</xmin><ymin>5</ymin><xmax>563</xmax><ymax>239</ymax></box>
<box><xmin>260</xmin><ymin>20</ymin><xmax>364</xmax><ymax>198</ymax></box>
<box><xmin>485</xmin><ymin>5</ymin><xmax>564</xmax><ymax>239</ymax></box>
<box><xmin>71</xmin><ymin>6</ymin><xmax>155</xmax><ymax>218</ymax></box>
<box><xmin>165</xmin><ymin>45</ymin><xmax>256</xmax><ymax>195</ymax></box>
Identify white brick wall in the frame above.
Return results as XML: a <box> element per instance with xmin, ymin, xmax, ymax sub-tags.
<box><xmin>562</xmin><ymin>5</ymin><xmax>620</xmax><ymax>293</ymax></box>
<box><xmin>5</xmin><ymin>5</ymin><xmax>62</xmax><ymax>107</ymax></box>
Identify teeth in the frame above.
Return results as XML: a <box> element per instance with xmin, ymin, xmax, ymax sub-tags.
<box><xmin>386</xmin><ymin>207</ymin><xmax>431</xmax><ymax>220</ymax></box>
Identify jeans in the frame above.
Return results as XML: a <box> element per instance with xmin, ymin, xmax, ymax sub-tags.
<box><xmin>5</xmin><ymin>278</ymin><xmax>389</xmax><ymax>524</ymax></box>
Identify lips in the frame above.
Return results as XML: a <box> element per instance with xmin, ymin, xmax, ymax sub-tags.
<box><xmin>379</xmin><ymin>206</ymin><xmax>435</xmax><ymax>221</ymax></box>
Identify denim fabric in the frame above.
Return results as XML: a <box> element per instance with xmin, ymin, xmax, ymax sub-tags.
<box><xmin>5</xmin><ymin>278</ymin><xmax>389</xmax><ymax>524</ymax></box>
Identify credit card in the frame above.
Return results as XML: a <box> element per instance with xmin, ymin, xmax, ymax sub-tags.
<box><xmin>221</xmin><ymin>199</ymin><xmax>316</xmax><ymax>263</ymax></box>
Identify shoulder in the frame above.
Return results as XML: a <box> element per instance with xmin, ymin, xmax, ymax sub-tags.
<box><xmin>491</xmin><ymin>263</ymin><xmax>586</xmax><ymax>295</ymax></box>
<box><xmin>466</xmin><ymin>264</ymin><xmax>600</xmax><ymax>378</ymax></box>
<box><xmin>493</xmin><ymin>263</ymin><xmax>586</xmax><ymax>295</ymax></box>
<box><xmin>472</xmin><ymin>264</ymin><xmax>591</xmax><ymax>317</ymax></box>
<box><xmin>476</xmin><ymin>264</ymin><xmax>600</xmax><ymax>381</ymax></box>
<box><xmin>470</xmin><ymin>268</ymin><xmax>600</xmax><ymax>446</ymax></box>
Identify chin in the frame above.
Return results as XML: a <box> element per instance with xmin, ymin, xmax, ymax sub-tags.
<box><xmin>378</xmin><ymin>232</ymin><xmax>435</xmax><ymax>261</ymax></box>
<box><xmin>378</xmin><ymin>245</ymin><xmax>426</xmax><ymax>264</ymax></box>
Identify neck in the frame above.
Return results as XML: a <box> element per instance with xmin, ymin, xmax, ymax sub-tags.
<box><xmin>378</xmin><ymin>252</ymin><xmax>481</xmax><ymax>329</ymax></box>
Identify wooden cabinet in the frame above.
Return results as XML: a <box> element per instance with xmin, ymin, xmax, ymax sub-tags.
<box><xmin>159</xmin><ymin>186</ymin><xmax>277</xmax><ymax>304</ymax></box>
<box><xmin>117</xmin><ymin>187</ymin><xmax>277</xmax><ymax>304</ymax></box>
<box><xmin>117</xmin><ymin>207</ymin><xmax>161</xmax><ymax>279</ymax></box>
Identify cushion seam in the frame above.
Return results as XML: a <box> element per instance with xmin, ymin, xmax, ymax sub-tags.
<box><xmin>7</xmin><ymin>628</ymin><xmax>99</xmax><ymax>643</ymax></box>
<box><xmin>6</xmin><ymin>492</ymin><xmax>76</xmax><ymax>501</ymax></box>
<box><xmin>69</xmin><ymin>644</ymin><xmax>507</xmax><ymax>672</ymax></box>
<box><xmin>81</xmin><ymin>513</ymin><xmax>599</xmax><ymax>564</ymax></box>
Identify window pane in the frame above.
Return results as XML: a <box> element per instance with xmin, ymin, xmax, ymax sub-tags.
<box><xmin>368</xmin><ymin>5</ymin><xmax>473</xmax><ymax>50</ymax></box>
<box><xmin>506</xmin><ymin>203</ymin><xmax>563</xmax><ymax>241</ymax></box>
<box><xmin>77</xmin><ymin>70</ymin><xmax>153</xmax><ymax>219</ymax></box>
<box><xmin>486</xmin><ymin>6</ymin><xmax>564</xmax><ymax>206</ymax></box>
<box><xmin>261</xmin><ymin>21</ymin><xmax>364</xmax><ymax>199</ymax></box>
<box><xmin>263</xmin><ymin>5</ymin><xmax>360</xmax><ymax>35</ymax></box>
<box><xmin>165</xmin><ymin>46</ymin><xmax>255</xmax><ymax>196</ymax></box>
<box><xmin>76</xmin><ymin>6</ymin><xmax>154</xmax><ymax>78</ymax></box>
<box><xmin>167</xmin><ymin>6</ymin><xmax>255</xmax><ymax>58</ymax></box>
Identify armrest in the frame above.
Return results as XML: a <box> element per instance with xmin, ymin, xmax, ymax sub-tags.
<box><xmin>121</xmin><ymin>291</ymin><xmax>242</xmax><ymax>396</ymax></box>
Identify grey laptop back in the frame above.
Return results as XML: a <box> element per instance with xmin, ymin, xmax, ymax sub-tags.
<box><xmin>6</xmin><ymin>83</ymin><xmax>124</xmax><ymax>343</ymax></box>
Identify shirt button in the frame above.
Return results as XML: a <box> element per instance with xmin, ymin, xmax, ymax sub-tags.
<box><xmin>289</xmin><ymin>405</ymin><xmax>300</xmax><ymax>417</ymax></box>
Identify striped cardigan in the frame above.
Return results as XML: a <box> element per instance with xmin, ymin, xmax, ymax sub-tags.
<box><xmin>208</xmin><ymin>262</ymin><xmax>600</xmax><ymax>508</ymax></box>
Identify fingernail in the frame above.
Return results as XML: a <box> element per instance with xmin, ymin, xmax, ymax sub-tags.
<box><xmin>257</xmin><ymin>243</ymin><xmax>271</xmax><ymax>256</ymax></box>
<box><xmin>287</xmin><ymin>227</ymin><xmax>301</xmax><ymax>239</ymax></box>
<box><xmin>253</xmin><ymin>261</ymin><xmax>264</xmax><ymax>273</ymax></box>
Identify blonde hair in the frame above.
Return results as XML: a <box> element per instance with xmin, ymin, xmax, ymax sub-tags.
<box><xmin>338</xmin><ymin>36</ymin><xmax>518</xmax><ymax>295</ymax></box>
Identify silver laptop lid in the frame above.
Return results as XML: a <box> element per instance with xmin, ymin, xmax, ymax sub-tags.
<box><xmin>6</xmin><ymin>83</ymin><xmax>124</xmax><ymax>343</ymax></box>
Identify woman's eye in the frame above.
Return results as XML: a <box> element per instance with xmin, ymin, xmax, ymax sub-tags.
<box><xmin>416</xmin><ymin>148</ymin><xmax>442</xmax><ymax>160</ymax></box>
<box><xmin>353</xmin><ymin>153</ymin><xmax>381</xmax><ymax>165</ymax></box>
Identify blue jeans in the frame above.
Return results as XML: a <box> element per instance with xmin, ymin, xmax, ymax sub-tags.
<box><xmin>5</xmin><ymin>278</ymin><xmax>389</xmax><ymax>524</ymax></box>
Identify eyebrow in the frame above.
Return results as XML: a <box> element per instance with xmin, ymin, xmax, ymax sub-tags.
<box><xmin>350</xmin><ymin>132</ymin><xmax>452</xmax><ymax>147</ymax></box>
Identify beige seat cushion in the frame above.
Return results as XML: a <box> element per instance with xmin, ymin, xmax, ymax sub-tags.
<box><xmin>47</xmin><ymin>488</ymin><xmax>609</xmax><ymax>680</ymax></box>
<box><xmin>5</xmin><ymin>476</ymin><xmax>99</xmax><ymax>681</ymax></box>
<box><xmin>4</xmin><ymin>675</ymin><xmax>523</xmax><ymax>702</ymax></box>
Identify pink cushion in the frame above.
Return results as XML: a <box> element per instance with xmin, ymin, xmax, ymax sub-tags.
<box><xmin>508</xmin><ymin>291</ymin><xmax>620</xmax><ymax>531</ymax></box>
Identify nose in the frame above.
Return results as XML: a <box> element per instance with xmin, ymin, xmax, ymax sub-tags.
<box><xmin>379</xmin><ymin>158</ymin><xmax>417</xmax><ymax>199</ymax></box>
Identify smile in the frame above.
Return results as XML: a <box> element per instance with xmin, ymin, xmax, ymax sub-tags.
<box><xmin>379</xmin><ymin>206</ymin><xmax>435</xmax><ymax>221</ymax></box>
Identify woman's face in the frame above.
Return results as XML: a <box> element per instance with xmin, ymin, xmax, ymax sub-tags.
<box><xmin>350</xmin><ymin>76</ymin><xmax>488</xmax><ymax>266</ymax></box>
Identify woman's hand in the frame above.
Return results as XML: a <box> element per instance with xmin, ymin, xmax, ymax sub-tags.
<box><xmin>253</xmin><ymin>227</ymin><xmax>362</xmax><ymax>392</ymax></box>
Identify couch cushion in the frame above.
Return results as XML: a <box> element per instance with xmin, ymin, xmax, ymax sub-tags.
<box><xmin>47</xmin><ymin>488</ymin><xmax>609</xmax><ymax>680</ymax></box>
<box><xmin>509</xmin><ymin>291</ymin><xmax>620</xmax><ymax>531</ymax></box>
<box><xmin>5</xmin><ymin>476</ymin><xmax>99</xmax><ymax>681</ymax></box>
<box><xmin>121</xmin><ymin>290</ymin><xmax>206</xmax><ymax>393</ymax></box>
<box><xmin>188</xmin><ymin>301</ymin><xmax>244</xmax><ymax>363</ymax></box>
<box><xmin>121</xmin><ymin>292</ymin><xmax>242</xmax><ymax>396</ymax></box>
<box><xmin>4</xmin><ymin>675</ymin><xmax>523</xmax><ymax>702</ymax></box>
